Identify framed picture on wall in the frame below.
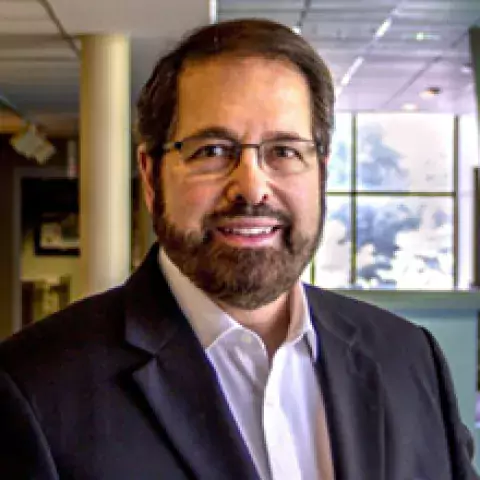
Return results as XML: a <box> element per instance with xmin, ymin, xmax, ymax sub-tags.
<box><xmin>34</xmin><ymin>212</ymin><xmax>80</xmax><ymax>256</ymax></box>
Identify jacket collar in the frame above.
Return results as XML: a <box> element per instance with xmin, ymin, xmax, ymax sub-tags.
<box><xmin>124</xmin><ymin>244</ymin><xmax>260</xmax><ymax>480</ymax></box>
<box><xmin>305</xmin><ymin>285</ymin><xmax>386</xmax><ymax>480</ymax></box>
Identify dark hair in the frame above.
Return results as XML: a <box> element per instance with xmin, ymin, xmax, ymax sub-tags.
<box><xmin>136</xmin><ymin>18</ymin><xmax>335</xmax><ymax>161</ymax></box>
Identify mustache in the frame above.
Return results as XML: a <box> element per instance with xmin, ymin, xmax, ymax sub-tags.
<box><xmin>205</xmin><ymin>203</ymin><xmax>292</xmax><ymax>226</ymax></box>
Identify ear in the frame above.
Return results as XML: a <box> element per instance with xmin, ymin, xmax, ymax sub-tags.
<box><xmin>137</xmin><ymin>144</ymin><xmax>155</xmax><ymax>214</ymax></box>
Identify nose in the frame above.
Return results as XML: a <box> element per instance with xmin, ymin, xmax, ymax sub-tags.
<box><xmin>225</xmin><ymin>147</ymin><xmax>270</xmax><ymax>205</ymax></box>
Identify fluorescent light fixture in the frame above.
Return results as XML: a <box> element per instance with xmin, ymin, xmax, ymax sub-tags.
<box><xmin>340</xmin><ymin>56</ymin><xmax>364</xmax><ymax>87</ymax></box>
<box><xmin>402</xmin><ymin>103</ymin><xmax>418</xmax><ymax>111</ymax></box>
<box><xmin>416</xmin><ymin>32</ymin><xmax>426</xmax><ymax>41</ymax></box>
<box><xmin>374</xmin><ymin>18</ymin><xmax>392</xmax><ymax>39</ymax></box>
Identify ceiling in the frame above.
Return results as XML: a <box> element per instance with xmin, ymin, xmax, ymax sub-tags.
<box><xmin>218</xmin><ymin>0</ymin><xmax>480</xmax><ymax>112</ymax></box>
<box><xmin>0</xmin><ymin>0</ymin><xmax>479</xmax><ymax>135</ymax></box>
<box><xmin>0</xmin><ymin>0</ymin><xmax>211</xmax><ymax>133</ymax></box>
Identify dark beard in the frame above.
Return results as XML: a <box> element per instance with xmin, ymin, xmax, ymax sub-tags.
<box><xmin>153</xmin><ymin>195</ymin><xmax>323</xmax><ymax>310</ymax></box>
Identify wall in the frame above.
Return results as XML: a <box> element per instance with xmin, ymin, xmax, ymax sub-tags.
<box><xmin>21</xmin><ymin>232</ymin><xmax>81</xmax><ymax>304</ymax></box>
<box><xmin>0</xmin><ymin>138</ymin><xmax>35</xmax><ymax>338</ymax></box>
<box><xmin>0</xmin><ymin>136</ymin><xmax>70</xmax><ymax>339</ymax></box>
<box><xmin>339</xmin><ymin>289</ymin><xmax>480</xmax><ymax>468</ymax></box>
<box><xmin>0</xmin><ymin>142</ymin><xmax>18</xmax><ymax>338</ymax></box>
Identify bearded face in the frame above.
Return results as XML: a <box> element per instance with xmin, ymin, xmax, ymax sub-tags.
<box><xmin>142</xmin><ymin>56</ymin><xmax>326</xmax><ymax>309</ymax></box>
<box><xmin>153</xmin><ymin>197</ymin><xmax>323</xmax><ymax>310</ymax></box>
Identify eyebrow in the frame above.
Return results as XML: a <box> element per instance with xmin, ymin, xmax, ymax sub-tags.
<box><xmin>183</xmin><ymin>127</ymin><xmax>311</xmax><ymax>143</ymax></box>
<box><xmin>263</xmin><ymin>131</ymin><xmax>310</xmax><ymax>141</ymax></box>
<box><xmin>185</xmin><ymin>127</ymin><xmax>239</xmax><ymax>142</ymax></box>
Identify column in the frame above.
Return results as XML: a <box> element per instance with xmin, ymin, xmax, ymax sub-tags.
<box><xmin>80</xmin><ymin>35</ymin><xmax>131</xmax><ymax>297</ymax></box>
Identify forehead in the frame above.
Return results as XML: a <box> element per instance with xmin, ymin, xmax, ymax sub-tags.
<box><xmin>174</xmin><ymin>55</ymin><xmax>312</xmax><ymax>138</ymax></box>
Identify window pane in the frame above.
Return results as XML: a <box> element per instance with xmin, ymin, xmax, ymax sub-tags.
<box><xmin>357</xmin><ymin>113</ymin><xmax>454</xmax><ymax>192</ymax></box>
<box><xmin>314</xmin><ymin>196</ymin><xmax>351</xmax><ymax>288</ymax></box>
<box><xmin>458</xmin><ymin>115</ymin><xmax>478</xmax><ymax>289</ymax></box>
<box><xmin>356</xmin><ymin>196</ymin><xmax>454</xmax><ymax>289</ymax></box>
<box><xmin>327</xmin><ymin>113</ymin><xmax>352</xmax><ymax>192</ymax></box>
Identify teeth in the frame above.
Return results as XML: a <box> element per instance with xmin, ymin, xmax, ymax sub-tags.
<box><xmin>222</xmin><ymin>227</ymin><xmax>275</xmax><ymax>236</ymax></box>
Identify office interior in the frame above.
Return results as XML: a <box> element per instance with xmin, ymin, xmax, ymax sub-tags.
<box><xmin>1</xmin><ymin>0</ymin><xmax>480</xmax><ymax>468</ymax></box>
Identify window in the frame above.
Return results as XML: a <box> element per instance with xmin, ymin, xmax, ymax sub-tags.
<box><xmin>307</xmin><ymin>113</ymin><xmax>477</xmax><ymax>290</ymax></box>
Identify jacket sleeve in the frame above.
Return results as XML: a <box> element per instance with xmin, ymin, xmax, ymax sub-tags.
<box><xmin>0</xmin><ymin>368</ymin><xmax>59</xmax><ymax>480</ymax></box>
<box><xmin>421</xmin><ymin>327</ymin><xmax>480</xmax><ymax>480</ymax></box>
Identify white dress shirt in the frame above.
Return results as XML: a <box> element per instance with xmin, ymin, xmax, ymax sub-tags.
<box><xmin>159</xmin><ymin>250</ymin><xmax>331</xmax><ymax>480</ymax></box>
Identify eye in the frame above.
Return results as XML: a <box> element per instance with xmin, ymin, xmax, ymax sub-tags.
<box><xmin>190</xmin><ymin>143</ymin><xmax>233</xmax><ymax>160</ymax></box>
<box><xmin>270</xmin><ymin>144</ymin><xmax>303</xmax><ymax>160</ymax></box>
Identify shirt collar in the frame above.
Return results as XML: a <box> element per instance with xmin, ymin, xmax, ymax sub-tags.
<box><xmin>288</xmin><ymin>281</ymin><xmax>318</xmax><ymax>359</ymax></box>
<box><xmin>159</xmin><ymin>248</ymin><xmax>318</xmax><ymax>360</ymax></box>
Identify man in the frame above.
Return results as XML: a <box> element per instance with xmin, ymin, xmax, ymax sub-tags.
<box><xmin>0</xmin><ymin>18</ymin><xmax>477</xmax><ymax>480</ymax></box>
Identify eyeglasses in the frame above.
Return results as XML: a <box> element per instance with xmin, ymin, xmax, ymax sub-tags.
<box><xmin>162</xmin><ymin>136</ymin><xmax>323</xmax><ymax>178</ymax></box>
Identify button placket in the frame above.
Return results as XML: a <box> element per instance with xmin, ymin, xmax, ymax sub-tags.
<box><xmin>262</xmin><ymin>345</ymin><xmax>302</xmax><ymax>480</ymax></box>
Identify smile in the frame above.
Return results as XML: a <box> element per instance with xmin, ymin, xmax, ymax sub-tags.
<box><xmin>217</xmin><ymin>226</ymin><xmax>278</xmax><ymax>236</ymax></box>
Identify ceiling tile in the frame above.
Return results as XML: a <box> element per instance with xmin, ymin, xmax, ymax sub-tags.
<box><xmin>0</xmin><ymin>19</ymin><xmax>58</xmax><ymax>34</ymax></box>
<box><xmin>219</xmin><ymin>0</ymin><xmax>304</xmax><ymax>10</ymax></box>
<box><xmin>309</xmin><ymin>0</ymin><xmax>398</xmax><ymax>8</ymax></box>
<box><xmin>0</xmin><ymin>0</ymin><xmax>48</xmax><ymax>19</ymax></box>
<box><xmin>217</xmin><ymin>10</ymin><xmax>300</xmax><ymax>27</ymax></box>
<box><xmin>396</xmin><ymin>0</ymin><xmax>480</xmax><ymax>24</ymax></box>
<box><xmin>0</xmin><ymin>34</ymin><xmax>77</xmax><ymax>59</ymax></box>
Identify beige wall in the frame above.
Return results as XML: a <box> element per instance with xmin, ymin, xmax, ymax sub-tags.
<box><xmin>0</xmin><ymin>144</ymin><xmax>18</xmax><ymax>339</ymax></box>
<box><xmin>0</xmin><ymin>136</ymin><xmax>71</xmax><ymax>339</ymax></box>
<box><xmin>21</xmin><ymin>232</ymin><xmax>81</xmax><ymax>303</ymax></box>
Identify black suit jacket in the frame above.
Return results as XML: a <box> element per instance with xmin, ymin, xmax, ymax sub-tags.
<box><xmin>0</xmin><ymin>245</ymin><xmax>478</xmax><ymax>479</ymax></box>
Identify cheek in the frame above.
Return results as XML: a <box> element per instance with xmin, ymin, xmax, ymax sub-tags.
<box><xmin>163</xmin><ymin>175</ymin><xmax>220</xmax><ymax>229</ymax></box>
<box><xmin>284</xmin><ymin>176</ymin><xmax>321</xmax><ymax>226</ymax></box>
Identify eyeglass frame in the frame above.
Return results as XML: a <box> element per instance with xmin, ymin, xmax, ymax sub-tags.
<box><xmin>161</xmin><ymin>135</ymin><xmax>326</xmax><ymax>177</ymax></box>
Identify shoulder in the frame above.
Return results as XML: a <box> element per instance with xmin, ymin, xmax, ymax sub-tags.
<box><xmin>304</xmin><ymin>283</ymin><xmax>414</xmax><ymax>329</ymax></box>
<box><xmin>304</xmin><ymin>284</ymin><xmax>431</xmax><ymax>361</ymax></box>
<box><xmin>0</xmin><ymin>286</ymin><xmax>126</xmax><ymax>376</ymax></box>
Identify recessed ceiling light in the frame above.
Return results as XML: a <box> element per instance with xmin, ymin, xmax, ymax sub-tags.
<box><xmin>291</xmin><ymin>26</ymin><xmax>302</xmax><ymax>35</ymax></box>
<box><xmin>420</xmin><ymin>87</ymin><xmax>441</xmax><ymax>99</ymax></box>
<box><xmin>402</xmin><ymin>103</ymin><xmax>418</xmax><ymax>111</ymax></box>
<box><xmin>461</xmin><ymin>63</ymin><xmax>472</xmax><ymax>74</ymax></box>
<box><xmin>415</xmin><ymin>32</ymin><xmax>440</xmax><ymax>41</ymax></box>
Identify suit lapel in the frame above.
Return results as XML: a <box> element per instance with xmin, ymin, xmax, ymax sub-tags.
<box><xmin>123</xmin><ymin>246</ymin><xmax>259</xmax><ymax>480</ymax></box>
<box><xmin>123</xmin><ymin>248</ymin><xmax>386</xmax><ymax>480</ymax></box>
<box><xmin>306</xmin><ymin>287</ymin><xmax>386</xmax><ymax>480</ymax></box>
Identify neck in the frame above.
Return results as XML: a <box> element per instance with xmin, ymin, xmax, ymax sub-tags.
<box><xmin>217</xmin><ymin>292</ymin><xmax>291</xmax><ymax>359</ymax></box>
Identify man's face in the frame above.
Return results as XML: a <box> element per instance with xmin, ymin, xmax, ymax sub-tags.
<box><xmin>142</xmin><ymin>56</ymin><xmax>324</xmax><ymax>309</ymax></box>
